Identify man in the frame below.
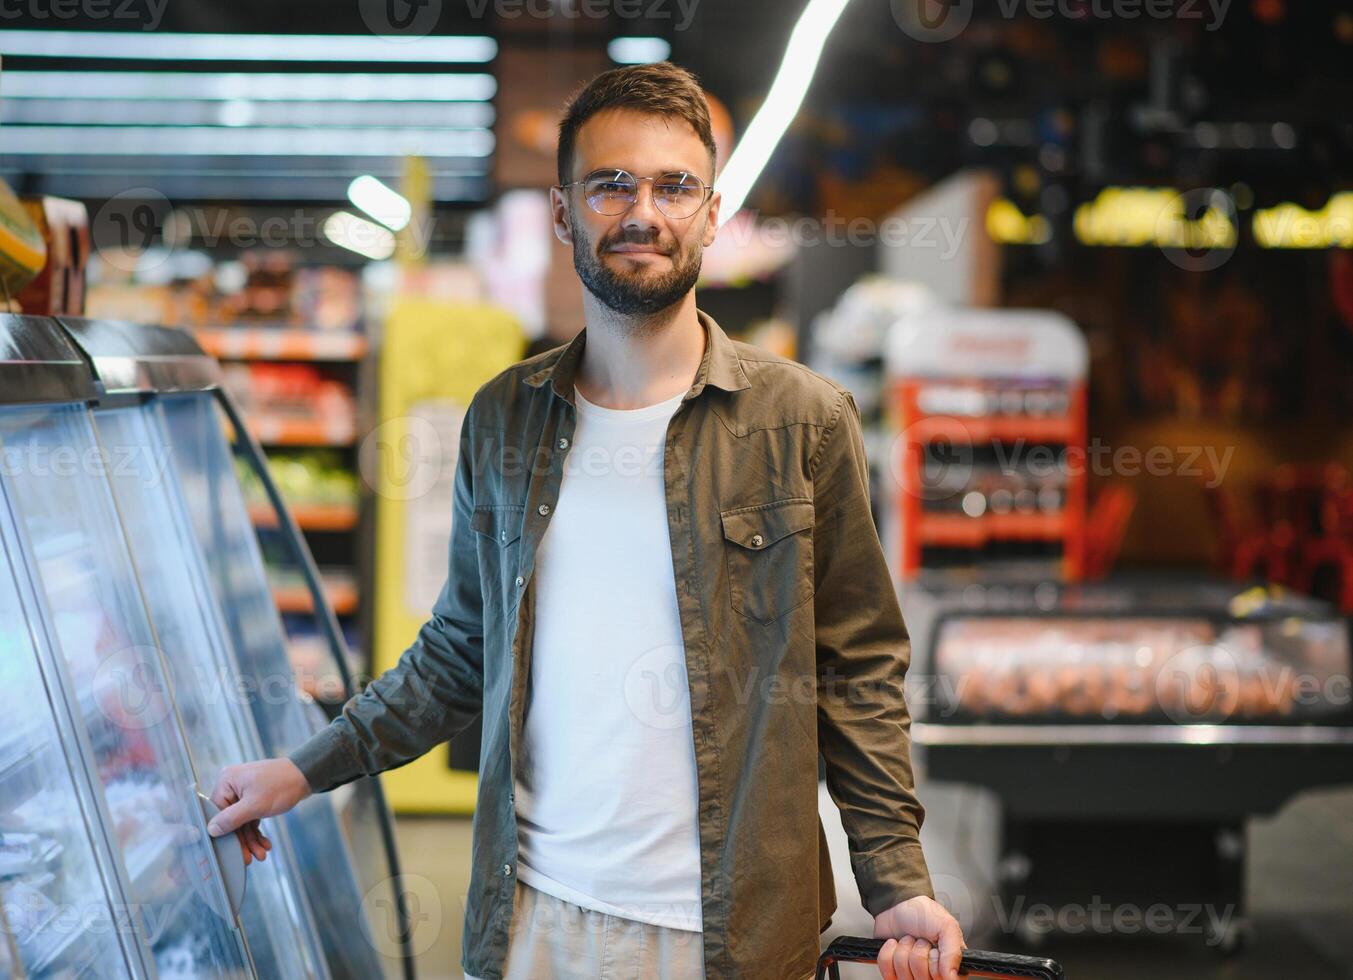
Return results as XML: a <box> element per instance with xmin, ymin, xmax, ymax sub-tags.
<box><xmin>207</xmin><ymin>61</ymin><xmax>963</xmax><ymax>980</ymax></box>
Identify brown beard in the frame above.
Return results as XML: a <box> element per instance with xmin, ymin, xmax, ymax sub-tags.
<box><xmin>571</xmin><ymin>216</ymin><xmax>703</xmax><ymax>319</ymax></box>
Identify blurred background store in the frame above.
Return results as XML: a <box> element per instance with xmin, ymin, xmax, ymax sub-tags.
<box><xmin>1</xmin><ymin>0</ymin><xmax>1351</xmax><ymax>977</ymax></box>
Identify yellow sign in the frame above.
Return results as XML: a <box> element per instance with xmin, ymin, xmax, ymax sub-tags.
<box><xmin>986</xmin><ymin>198</ymin><xmax>1051</xmax><ymax>245</ymax></box>
<box><xmin>369</xmin><ymin>295</ymin><xmax>525</xmax><ymax>813</ymax></box>
<box><xmin>1253</xmin><ymin>193</ymin><xmax>1353</xmax><ymax>249</ymax></box>
<box><xmin>1073</xmin><ymin>186</ymin><xmax>1236</xmax><ymax>250</ymax></box>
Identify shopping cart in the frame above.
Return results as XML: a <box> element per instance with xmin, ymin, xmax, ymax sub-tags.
<box><xmin>816</xmin><ymin>936</ymin><xmax>1065</xmax><ymax>979</ymax></box>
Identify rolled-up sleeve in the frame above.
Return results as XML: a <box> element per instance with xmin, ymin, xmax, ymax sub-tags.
<box><xmin>812</xmin><ymin>389</ymin><xmax>933</xmax><ymax>916</ymax></box>
<box><xmin>288</xmin><ymin>409</ymin><xmax>486</xmax><ymax>794</ymax></box>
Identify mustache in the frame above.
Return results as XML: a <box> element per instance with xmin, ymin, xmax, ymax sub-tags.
<box><xmin>600</xmin><ymin>230</ymin><xmax>675</xmax><ymax>253</ymax></box>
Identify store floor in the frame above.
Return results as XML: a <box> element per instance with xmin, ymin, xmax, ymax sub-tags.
<box><xmin>392</xmin><ymin>778</ymin><xmax>1353</xmax><ymax>980</ymax></box>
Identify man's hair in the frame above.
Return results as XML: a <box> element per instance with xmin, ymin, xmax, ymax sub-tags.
<box><xmin>556</xmin><ymin>61</ymin><xmax>718</xmax><ymax>187</ymax></box>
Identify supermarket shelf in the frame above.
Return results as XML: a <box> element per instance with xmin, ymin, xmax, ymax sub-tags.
<box><xmin>249</xmin><ymin>502</ymin><xmax>359</xmax><ymax>531</ymax></box>
<box><xmin>249</xmin><ymin>416</ymin><xmax>356</xmax><ymax>447</ymax></box>
<box><xmin>919</xmin><ymin>511</ymin><xmax>1065</xmax><ymax>546</ymax></box>
<box><xmin>904</xmin><ymin>415</ymin><xmax>1078</xmax><ymax>444</ymax></box>
<box><xmin>196</xmin><ymin>328</ymin><xmax>368</xmax><ymax>362</ymax></box>
<box><xmin>272</xmin><ymin>580</ymin><xmax>359</xmax><ymax>615</ymax></box>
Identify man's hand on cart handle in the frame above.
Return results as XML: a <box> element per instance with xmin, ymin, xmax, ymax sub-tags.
<box><xmin>873</xmin><ymin>895</ymin><xmax>966</xmax><ymax>980</ymax></box>
<box><xmin>207</xmin><ymin>759</ymin><xmax>313</xmax><ymax>866</ymax></box>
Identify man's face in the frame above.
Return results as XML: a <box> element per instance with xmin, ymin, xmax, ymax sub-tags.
<box><xmin>551</xmin><ymin>108</ymin><xmax>721</xmax><ymax>319</ymax></box>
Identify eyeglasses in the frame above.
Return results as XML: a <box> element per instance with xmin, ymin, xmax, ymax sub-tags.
<box><xmin>558</xmin><ymin>168</ymin><xmax>713</xmax><ymax>219</ymax></box>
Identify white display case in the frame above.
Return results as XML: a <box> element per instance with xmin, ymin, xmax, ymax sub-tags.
<box><xmin>0</xmin><ymin>314</ymin><xmax>412</xmax><ymax>979</ymax></box>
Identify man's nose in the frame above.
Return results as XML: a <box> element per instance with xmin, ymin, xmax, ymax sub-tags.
<box><xmin>620</xmin><ymin>179</ymin><xmax>664</xmax><ymax>232</ymax></box>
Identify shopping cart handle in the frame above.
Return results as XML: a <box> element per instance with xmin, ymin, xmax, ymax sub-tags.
<box><xmin>816</xmin><ymin>936</ymin><xmax>1065</xmax><ymax>980</ymax></box>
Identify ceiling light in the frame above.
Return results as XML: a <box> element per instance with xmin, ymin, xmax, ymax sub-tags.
<box><xmin>607</xmin><ymin>37</ymin><xmax>671</xmax><ymax>64</ymax></box>
<box><xmin>0</xmin><ymin>30</ymin><xmax>496</xmax><ymax>63</ymax></box>
<box><xmin>348</xmin><ymin>175</ymin><xmax>413</xmax><ymax>231</ymax></box>
<box><xmin>324</xmin><ymin>211</ymin><xmax>396</xmax><ymax>261</ymax></box>
<box><xmin>714</xmin><ymin>0</ymin><xmax>853</xmax><ymax>222</ymax></box>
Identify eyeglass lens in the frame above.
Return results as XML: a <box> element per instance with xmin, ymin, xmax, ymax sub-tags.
<box><xmin>583</xmin><ymin>170</ymin><xmax>707</xmax><ymax>218</ymax></box>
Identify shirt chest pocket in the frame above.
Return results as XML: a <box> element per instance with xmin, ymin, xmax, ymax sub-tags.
<box><xmin>719</xmin><ymin>498</ymin><xmax>815</xmax><ymax>625</ymax></box>
<box><xmin>471</xmin><ymin>504</ymin><xmax>524</xmax><ymax>599</ymax></box>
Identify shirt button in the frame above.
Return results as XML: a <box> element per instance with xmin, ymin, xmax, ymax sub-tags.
<box><xmin>502</xmin><ymin>864</ymin><xmax>513</xmax><ymax>877</ymax></box>
<box><xmin>537</xmin><ymin>503</ymin><xmax>551</xmax><ymax>517</ymax></box>
<box><xmin>751</xmin><ymin>533</ymin><xmax>764</xmax><ymax>547</ymax></box>
<box><xmin>499</xmin><ymin>530</ymin><xmax>507</xmax><ymax>542</ymax></box>
<box><xmin>557</xmin><ymin>437</ymin><xmax>569</xmax><ymax>450</ymax></box>
<box><xmin>515</xmin><ymin>576</ymin><xmax>525</xmax><ymax>588</ymax></box>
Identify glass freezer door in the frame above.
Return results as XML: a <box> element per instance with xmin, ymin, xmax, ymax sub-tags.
<box><xmin>0</xmin><ymin>403</ymin><xmax>253</xmax><ymax>979</ymax></box>
<box><xmin>156</xmin><ymin>392</ymin><xmax>392</xmax><ymax>980</ymax></box>
<box><xmin>0</xmin><ymin>480</ymin><xmax>138</xmax><ymax>978</ymax></box>
<box><xmin>93</xmin><ymin>403</ymin><xmax>331</xmax><ymax>980</ymax></box>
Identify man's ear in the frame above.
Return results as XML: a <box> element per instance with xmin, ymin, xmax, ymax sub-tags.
<box><xmin>702</xmin><ymin>189</ymin><xmax>722</xmax><ymax>247</ymax></box>
<box><xmin>550</xmin><ymin>186</ymin><xmax>574</xmax><ymax>246</ymax></box>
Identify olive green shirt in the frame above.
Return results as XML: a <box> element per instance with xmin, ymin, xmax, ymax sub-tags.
<box><xmin>289</xmin><ymin>308</ymin><xmax>933</xmax><ymax>980</ymax></box>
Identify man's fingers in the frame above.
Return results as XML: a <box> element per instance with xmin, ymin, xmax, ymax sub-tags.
<box><xmin>894</xmin><ymin>936</ymin><xmax>918</xmax><ymax>980</ymax></box>
<box><xmin>938</xmin><ymin>918</ymin><xmax>965</xmax><ymax>980</ymax></box>
<box><xmin>208</xmin><ymin>798</ymin><xmax>256</xmax><ymax>837</ymax></box>
<box><xmin>210</xmin><ymin>769</ymin><xmax>241</xmax><ymax>812</ymax></box>
<box><xmin>908</xmin><ymin>938</ymin><xmax>931</xmax><ymax>980</ymax></box>
<box><xmin>876</xmin><ymin>937</ymin><xmax>900</xmax><ymax>980</ymax></box>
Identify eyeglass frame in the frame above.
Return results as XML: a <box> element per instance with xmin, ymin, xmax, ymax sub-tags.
<box><xmin>555</xmin><ymin>168</ymin><xmax>715</xmax><ymax>219</ymax></box>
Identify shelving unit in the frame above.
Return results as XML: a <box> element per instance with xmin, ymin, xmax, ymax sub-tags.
<box><xmin>884</xmin><ymin>308</ymin><xmax>1090</xmax><ymax>581</ymax></box>
<box><xmin>198</xmin><ymin>324</ymin><xmax>374</xmax><ymax>701</ymax></box>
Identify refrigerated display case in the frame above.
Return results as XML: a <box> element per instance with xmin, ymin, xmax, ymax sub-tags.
<box><xmin>904</xmin><ymin>577</ymin><xmax>1353</xmax><ymax>950</ymax></box>
<box><xmin>0</xmin><ymin>313</ymin><xmax>413</xmax><ymax>978</ymax></box>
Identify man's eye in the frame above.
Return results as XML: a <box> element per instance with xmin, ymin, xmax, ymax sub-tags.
<box><xmin>595</xmin><ymin>182</ymin><xmax>629</xmax><ymax>194</ymax></box>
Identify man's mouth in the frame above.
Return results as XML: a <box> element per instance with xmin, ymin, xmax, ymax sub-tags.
<box><xmin>607</xmin><ymin>244</ymin><xmax>669</xmax><ymax>256</ymax></box>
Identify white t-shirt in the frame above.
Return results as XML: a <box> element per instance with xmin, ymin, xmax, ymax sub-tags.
<box><xmin>514</xmin><ymin>384</ymin><xmax>703</xmax><ymax>932</ymax></box>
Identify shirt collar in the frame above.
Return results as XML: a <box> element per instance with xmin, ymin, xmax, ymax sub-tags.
<box><xmin>522</xmin><ymin>307</ymin><xmax>751</xmax><ymax>401</ymax></box>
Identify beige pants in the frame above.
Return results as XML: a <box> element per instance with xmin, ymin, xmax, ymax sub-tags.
<box><xmin>464</xmin><ymin>878</ymin><xmax>707</xmax><ymax>980</ymax></box>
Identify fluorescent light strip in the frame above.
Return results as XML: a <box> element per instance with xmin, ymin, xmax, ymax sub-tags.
<box><xmin>608</xmin><ymin>37</ymin><xmax>671</xmax><ymax>64</ymax></box>
<box><xmin>0</xmin><ymin>126</ymin><xmax>495</xmax><ymax>157</ymax></box>
<box><xmin>324</xmin><ymin>210</ymin><xmax>396</xmax><ymax>261</ymax></box>
<box><xmin>714</xmin><ymin>0</ymin><xmax>852</xmax><ymax>222</ymax></box>
<box><xmin>0</xmin><ymin>30</ymin><xmax>496</xmax><ymax>63</ymax></box>
<box><xmin>0</xmin><ymin>71</ymin><xmax>496</xmax><ymax>101</ymax></box>
<box><xmin>2</xmin><ymin>99</ymin><xmax>496</xmax><ymax>128</ymax></box>
<box><xmin>348</xmin><ymin>175</ymin><xmax>413</xmax><ymax>231</ymax></box>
